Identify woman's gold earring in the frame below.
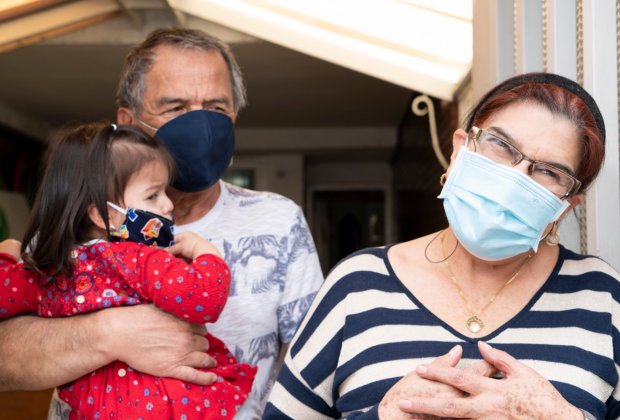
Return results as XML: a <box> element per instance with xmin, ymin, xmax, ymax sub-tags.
<box><xmin>440</xmin><ymin>173</ymin><xmax>447</xmax><ymax>186</ymax></box>
<box><xmin>545</xmin><ymin>222</ymin><xmax>560</xmax><ymax>246</ymax></box>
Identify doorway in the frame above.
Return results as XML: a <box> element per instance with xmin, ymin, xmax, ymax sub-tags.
<box><xmin>311</xmin><ymin>189</ymin><xmax>386</xmax><ymax>274</ymax></box>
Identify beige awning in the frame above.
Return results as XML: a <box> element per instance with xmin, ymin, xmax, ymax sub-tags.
<box><xmin>166</xmin><ymin>0</ymin><xmax>472</xmax><ymax>100</ymax></box>
<box><xmin>0</xmin><ymin>0</ymin><xmax>472</xmax><ymax>100</ymax></box>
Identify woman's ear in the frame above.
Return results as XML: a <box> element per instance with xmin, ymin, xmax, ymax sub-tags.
<box><xmin>559</xmin><ymin>194</ymin><xmax>583</xmax><ymax>221</ymax></box>
<box><xmin>88</xmin><ymin>204</ymin><xmax>108</xmax><ymax>231</ymax></box>
<box><xmin>451</xmin><ymin>129</ymin><xmax>468</xmax><ymax>161</ymax></box>
<box><xmin>450</xmin><ymin>129</ymin><xmax>468</xmax><ymax>162</ymax></box>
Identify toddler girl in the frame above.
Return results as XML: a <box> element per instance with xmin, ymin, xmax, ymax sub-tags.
<box><xmin>0</xmin><ymin>122</ymin><xmax>255</xmax><ymax>419</ymax></box>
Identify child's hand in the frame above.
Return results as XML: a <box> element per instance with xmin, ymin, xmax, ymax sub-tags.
<box><xmin>0</xmin><ymin>239</ymin><xmax>21</xmax><ymax>260</ymax></box>
<box><xmin>166</xmin><ymin>232</ymin><xmax>222</xmax><ymax>260</ymax></box>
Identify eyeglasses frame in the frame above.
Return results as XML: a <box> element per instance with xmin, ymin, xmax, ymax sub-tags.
<box><xmin>467</xmin><ymin>126</ymin><xmax>582</xmax><ymax>198</ymax></box>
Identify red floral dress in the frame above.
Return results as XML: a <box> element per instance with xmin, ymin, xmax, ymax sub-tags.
<box><xmin>0</xmin><ymin>241</ymin><xmax>256</xmax><ymax>420</ymax></box>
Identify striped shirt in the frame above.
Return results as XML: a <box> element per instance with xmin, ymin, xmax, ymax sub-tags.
<box><xmin>264</xmin><ymin>245</ymin><xmax>620</xmax><ymax>419</ymax></box>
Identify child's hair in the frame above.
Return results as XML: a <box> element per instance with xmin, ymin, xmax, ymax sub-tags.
<box><xmin>22</xmin><ymin>121</ymin><xmax>174</xmax><ymax>279</ymax></box>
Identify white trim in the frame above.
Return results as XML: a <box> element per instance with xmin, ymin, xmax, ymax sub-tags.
<box><xmin>582</xmin><ymin>0</ymin><xmax>620</xmax><ymax>269</ymax></box>
<box><xmin>546</xmin><ymin>0</ymin><xmax>580</xmax><ymax>252</ymax></box>
<box><xmin>514</xmin><ymin>0</ymin><xmax>544</xmax><ymax>73</ymax></box>
<box><xmin>472</xmin><ymin>0</ymin><xmax>514</xmax><ymax>99</ymax></box>
<box><xmin>545</xmin><ymin>0</ymin><xmax>577</xmax><ymax>80</ymax></box>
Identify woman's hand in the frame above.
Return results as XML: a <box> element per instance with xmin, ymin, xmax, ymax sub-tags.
<box><xmin>379</xmin><ymin>345</ymin><xmax>495</xmax><ymax>420</ymax></box>
<box><xmin>167</xmin><ymin>232</ymin><xmax>222</xmax><ymax>260</ymax></box>
<box><xmin>398</xmin><ymin>341</ymin><xmax>583</xmax><ymax>419</ymax></box>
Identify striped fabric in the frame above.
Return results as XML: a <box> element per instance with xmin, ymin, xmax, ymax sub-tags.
<box><xmin>264</xmin><ymin>245</ymin><xmax>620</xmax><ymax>419</ymax></box>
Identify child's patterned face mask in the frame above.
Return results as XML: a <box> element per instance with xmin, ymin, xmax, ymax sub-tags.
<box><xmin>107</xmin><ymin>202</ymin><xmax>175</xmax><ymax>248</ymax></box>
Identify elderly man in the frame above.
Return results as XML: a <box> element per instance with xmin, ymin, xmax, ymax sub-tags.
<box><xmin>0</xmin><ymin>28</ymin><xmax>323</xmax><ymax>419</ymax></box>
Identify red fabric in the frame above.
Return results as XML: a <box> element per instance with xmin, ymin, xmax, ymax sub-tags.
<box><xmin>0</xmin><ymin>242</ymin><xmax>256</xmax><ymax>419</ymax></box>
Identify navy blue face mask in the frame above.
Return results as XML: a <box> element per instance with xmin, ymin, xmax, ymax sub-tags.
<box><xmin>150</xmin><ymin>110</ymin><xmax>235</xmax><ymax>193</ymax></box>
<box><xmin>107</xmin><ymin>202</ymin><xmax>175</xmax><ymax>248</ymax></box>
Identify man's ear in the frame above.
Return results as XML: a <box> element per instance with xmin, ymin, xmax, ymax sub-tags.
<box><xmin>117</xmin><ymin>108</ymin><xmax>135</xmax><ymax>125</ymax></box>
<box><xmin>88</xmin><ymin>204</ymin><xmax>108</xmax><ymax>230</ymax></box>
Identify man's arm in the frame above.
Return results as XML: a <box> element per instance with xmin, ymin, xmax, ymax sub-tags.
<box><xmin>0</xmin><ymin>313</ymin><xmax>109</xmax><ymax>391</ymax></box>
<box><xmin>0</xmin><ymin>305</ymin><xmax>217</xmax><ymax>392</ymax></box>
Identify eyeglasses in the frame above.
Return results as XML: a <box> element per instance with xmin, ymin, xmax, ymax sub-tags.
<box><xmin>468</xmin><ymin>126</ymin><xmax>582</xmax><ymax>197</ymax></box>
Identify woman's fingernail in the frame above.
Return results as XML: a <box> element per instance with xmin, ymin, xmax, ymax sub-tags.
<box><xmin>479</xmin><ymin>341</ymin><xmax>492</xmax><ymax>351</ymax></box>
<box><xmin>449</xmin><ymin>345</ymin><xmax>461</xmax><ymax>356</ymax></box>
<box><xmin>399</xmin><ymin>400</ymin><xmax>413</xmax><ymax>409</ymax></box>
<box><xmin>416</xmin><ymin>365</ymin><xmax>428</xmax><ymax>374</ymax></box>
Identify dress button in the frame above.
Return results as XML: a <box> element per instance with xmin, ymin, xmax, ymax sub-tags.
<box><xmin>118</xmin><ymin>369</ymin><xmax>126</xmax><ymax>377</ymax></box>
<box><xmin>76</xmin><ymin>295</ymin><xmax>85</xmax><ymax>304</ymax></box>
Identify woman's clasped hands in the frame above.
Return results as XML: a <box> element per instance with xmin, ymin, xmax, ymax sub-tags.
<box><xmin>383</xmin><ymin>342</ymin><xmax>583</xmax><ymax>420</ymax></box>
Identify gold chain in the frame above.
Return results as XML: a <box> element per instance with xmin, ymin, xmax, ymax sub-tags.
<box><xmin>441</xmin><ymin>231</ymin><xmax>532</xmax><ymax>333</ymax></box>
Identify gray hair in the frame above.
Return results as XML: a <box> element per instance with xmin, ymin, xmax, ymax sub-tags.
<box><xmin>116</xmin><ymin>27</ymin><xmax>247</xmax><ymax>115</ymax></box>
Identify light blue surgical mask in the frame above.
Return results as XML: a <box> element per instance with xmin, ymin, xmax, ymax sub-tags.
<box><xmin>438</xmin><ymin>147</ymin><xmax>570</xmax><ymax>261</ymax></box>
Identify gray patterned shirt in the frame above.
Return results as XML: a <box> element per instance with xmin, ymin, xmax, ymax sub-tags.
<box><xmin>173</xmin><ymin>182</ymin><xmax>323</xmax><ymax>418</ymax></box>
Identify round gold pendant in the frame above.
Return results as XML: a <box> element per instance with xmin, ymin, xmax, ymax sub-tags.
<box><xmin>466</xmin><ymin>316</ymin><xmax>484</xmax><ymax>333</ymax></box>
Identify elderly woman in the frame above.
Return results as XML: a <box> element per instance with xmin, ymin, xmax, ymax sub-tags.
<box><xmin>264</xmin><ymin>73</ymin><xmax>619</xmax><ymax>420</ymax></box>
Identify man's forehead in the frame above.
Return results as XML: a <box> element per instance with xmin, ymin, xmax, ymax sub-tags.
<box><xmin>150</xmin><ymin>44</ymin><xmax>224</xmax><ymax>67</ymax></box>
<box><xmin>144</xmin><ymin>47</ymin><xmax>233</xmax><ymax>101</ymax></box>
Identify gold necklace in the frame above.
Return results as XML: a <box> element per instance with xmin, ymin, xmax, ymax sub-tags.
<box><xmin>440</xmin><ymin>232</ymin><xmax>532</xmax><ymax>334</ymax></box>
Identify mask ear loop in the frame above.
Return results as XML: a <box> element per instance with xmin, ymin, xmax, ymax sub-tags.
<box><xmin>107</xmin><ymin>201</ymin><xmax>127</xmax><ymax>215</ymax></box>
<box><xmin>137</xmin><ymin>118</ymin><xmax>158</xmax><ymax>132</ymax></box>
<box><xmin>543</xmin><ymin>221</ymin><xmax>561</xmax><ymax>246</ymax></box>
<box><xmin>106</xmin><ymin>202</ymin><xmax>127</xmax><ymax>233</ymax></box>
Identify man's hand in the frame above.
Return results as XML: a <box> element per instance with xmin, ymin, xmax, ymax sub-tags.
<box><xmin>100</xmin><ymin>304</ymin><xmax>218</xmax><ymax>385</ymax></box>
<box><xmin>0</xmin><ymin>239</ymin><xmax>21</xmax><ymax>260</ymax></box>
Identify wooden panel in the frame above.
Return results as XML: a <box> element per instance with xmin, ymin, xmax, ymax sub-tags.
<box><xmin>0</xmin><ymin>389</ymin><xmax>53</xmax><ymax>420</ymax></box>
<box><xmin>0</xmin><ymin>0</ymin><xmax>68</xmax><ymax>23</ymax></box>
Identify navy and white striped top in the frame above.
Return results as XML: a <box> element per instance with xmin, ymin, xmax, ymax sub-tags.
<box><xmin>264</xmin><ymin>245</ymin><xmax>620</xmax><ymax>419</ymax></box>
